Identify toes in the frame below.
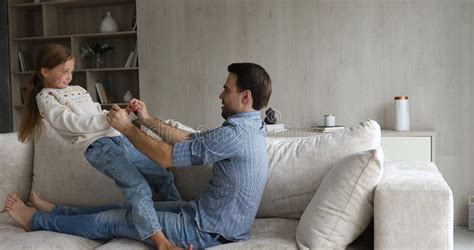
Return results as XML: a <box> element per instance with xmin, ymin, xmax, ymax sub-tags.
<box><xmin>8</xmin><ymin>192</ymin><xmax>19</xmax><ymax>200</ymax></box>
<box><xmin>5</xmin><ymin>197</ymin><xmax>13</xmax><ymax>204</ymax></box>
<box><xmin>7</xmin><ymin>193</ymin><xmax>15</xmax><ymax>200</ymax></box>
<box><xmin>11</xmin><ymin>195</ymin><xmax>21</xmax><ymax>203</ymax></box>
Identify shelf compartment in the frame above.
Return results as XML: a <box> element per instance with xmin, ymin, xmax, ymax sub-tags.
<box><xmin>86</xmin><ymin>70</ymin><xmax>139</xmax><ymax>105</ymax></box>
<box><xmin>9</xmin><ymin>3</ymin><xmax>43</xmax><ymax>38</ymax></box>
<box><xmin>72</xmin><ymin>35</ymin><xmax>137</xmax><ymax>69</ymax></box>
<box><xmin>43</xmin><ymin>2</ymin><xmax>136</xmax><ymax>36</ymax></box>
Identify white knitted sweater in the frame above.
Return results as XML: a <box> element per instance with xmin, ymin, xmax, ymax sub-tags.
<box><xmin>36</xmin><ymin>85</ymin><xmax>120</xmax><ymax>148</ymax></box>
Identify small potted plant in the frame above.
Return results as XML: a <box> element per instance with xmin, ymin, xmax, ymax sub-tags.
<box><xmin>80</xmin><ymin>41</ymin><xmax>113</xmax><ymax>68</ymax></box>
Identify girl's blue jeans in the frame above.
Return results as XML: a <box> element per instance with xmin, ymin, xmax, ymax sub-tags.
<box><xmin>83</xmin><ymin>135</ymin><xmax>182</xmax><ymax>240</ymax></box>
<box><xmin>31</xmin><ymin>201</ymin><xmax>222</xmax><ymax>249</ymax></box>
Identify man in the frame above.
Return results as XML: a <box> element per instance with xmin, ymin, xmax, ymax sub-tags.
<box><xmin>5</xmin><ymin>63</ymin><xmax>272</xmax><ymax>250</ymax></box>
<box><xmin>106</xmin><ymin>62</ymin><xmax>272</xmax><ymax>249</ymax></box>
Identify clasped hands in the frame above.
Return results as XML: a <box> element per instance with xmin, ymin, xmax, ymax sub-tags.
<box><xmin>106</xmin><ymin>98</ymin><xmax>149</xmax><ymax>133</ymax></box>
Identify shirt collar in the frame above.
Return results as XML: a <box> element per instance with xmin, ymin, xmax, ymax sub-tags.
<box><xmin>227</xmin><ymin>111</ymin><xmax>261</xmax><ymax>120</ymax></box>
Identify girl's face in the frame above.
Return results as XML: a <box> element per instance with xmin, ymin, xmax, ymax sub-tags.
<box><xmin>41</xmin><ymin>59</ymin><xmax>75</xmax><ymax>89</ymax></box>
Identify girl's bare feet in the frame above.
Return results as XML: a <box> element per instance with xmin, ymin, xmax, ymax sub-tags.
<box><xmin>30</xmin><ymin>191</ymin><xmax>55</xmax><ymax>212</ymax></box>
<box><xmin>4</xmin><ymin>192</ymin><xmax>36</xmax><ymax>231</ymax></box>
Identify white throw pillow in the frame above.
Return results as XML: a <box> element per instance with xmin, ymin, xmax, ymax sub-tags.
<box><xmin>296</xmin><ymin>147</ymin><xmax>384</xmax><ymax>249</ymax></box>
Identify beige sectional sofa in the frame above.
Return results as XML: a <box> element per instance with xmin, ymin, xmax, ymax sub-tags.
<box><xmin>0</xmin><ymin>120</ymin><xmax>453</xmax><ymax>249</ymax></box>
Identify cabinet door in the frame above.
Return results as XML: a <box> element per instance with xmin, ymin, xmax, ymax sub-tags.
<box><xmin>381</xmin><ymin>137</ymin><xmax>432</xmax><ymax>162</ymax></box>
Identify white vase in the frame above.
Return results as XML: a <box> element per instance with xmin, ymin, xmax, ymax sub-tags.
<box><xmin>394</xmin><ymin>96</ymin><xmax>410</xmax><ymax>131</ymax></box>
<box><xmin>100</xmin><ymin>12</ymin><xmax>119</xmax><ymax>33</ymax></box>
<box><xmin>123</xmin><ymin>90</ymin><xmax>133</xmax><ymax>103</ymax></box>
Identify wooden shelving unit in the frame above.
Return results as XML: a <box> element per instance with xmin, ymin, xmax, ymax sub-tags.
<box><xmin>8</xmin><ymin>0</ymin><xmax>139</xmax><ymax>130</ymax></box>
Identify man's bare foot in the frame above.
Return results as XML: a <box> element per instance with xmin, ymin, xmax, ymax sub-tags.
<box><xmin>30</xmin><ymin>191</ymin><xmax>55</xmax><ymax>212</ymax></box>
<box><xmin>4</xmin><ymin>192</ymin><xmax>36</xmax><ymax>231</ymax></box>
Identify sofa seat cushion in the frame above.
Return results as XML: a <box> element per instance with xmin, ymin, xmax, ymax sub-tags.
<box><xmin>92</xmin><ymin>218</ymin><xmax>299</xmax><ymax>250</ymax></box>
<box><xmin>96</xmin><ymin>238</ymin><xmax>153</xmax><ymax>249</ymax></box>
<box><xmin>209</xmin><ymin>218</ymin><xmax>299</xmax><ymax>249</ymax></box>
<box><xmin>0</xmin><ymin>212</ymin><xmax>102</xmax><ymax>249</ymax></box>
<box><xmin>96</xmin><ymin>218</ymin><xmax>372</xmax><ymax>249</ymax></box>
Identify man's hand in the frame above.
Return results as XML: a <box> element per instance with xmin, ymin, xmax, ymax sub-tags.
<box><xmin>127</xmin><ymin>98</ymin><xmax>151</xmax><ymax>122</ymax></box>
<box><xmin>106</xmin><ymin>104</ymin><xmax>134</xmax><ymax>134</ymax></box>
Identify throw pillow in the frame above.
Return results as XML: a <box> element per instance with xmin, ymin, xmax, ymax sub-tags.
<box><xmin>296</xmin><ymin>147</ymin><xmax>384</xmax><ymax>249</ymax></box>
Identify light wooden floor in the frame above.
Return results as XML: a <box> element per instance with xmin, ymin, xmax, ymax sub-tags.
<box><xmin>454</xmin><ymin>226</ymin><xmax>474</xmax><ymax>249</ymax></box>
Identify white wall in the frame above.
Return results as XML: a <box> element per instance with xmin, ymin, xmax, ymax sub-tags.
<box><xmin>137</xmin><ymin>0</ymin><xmax>474</xmax><ymax>225</ymax></box>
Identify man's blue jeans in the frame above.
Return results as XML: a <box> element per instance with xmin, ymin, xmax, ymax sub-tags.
<box><xmin>31</xmin><ymin>201</ymin><xmax>222</xmax><ymax>249</ymax></box>
<box><xmin>84</xmin><ymin>135</ymin><xmax>182</xmax><ymax>240</ymax></box>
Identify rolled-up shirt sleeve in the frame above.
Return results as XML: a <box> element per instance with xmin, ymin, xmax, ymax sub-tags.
<box><xmin>172</xmin><ymin>126</ymin><xmax>241</xmax><ymax>168</ymax></box>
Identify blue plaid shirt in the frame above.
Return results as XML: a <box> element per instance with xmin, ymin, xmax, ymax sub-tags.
<box><xmin>172</xmin><ymin>111</ymin><xmax>268</xmax><ymax>241</ymax></box>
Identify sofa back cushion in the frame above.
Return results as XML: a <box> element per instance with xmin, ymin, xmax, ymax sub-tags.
<box><xmin>32</xmin><ymin>120</ymin><xmax>206</xmax><ymax>207</ymax></box>
<box><xmin>0</xmin><ymin>132</ymin><xmax>33</xmax><ymax>210</ymax></box>
<box><xmin>32</xmin><ymin>122</ymin><xmax>123</xmax><ymax>206</ymax></box>
<box><xmin>32</xmin><ymin>119</ymin><xmax>380</xmax><ymax>219</ymax></box>
<box><xmin>257</xmin><ymin>120</ymin><xmax>381</xmax><ymax>218</ymax></box>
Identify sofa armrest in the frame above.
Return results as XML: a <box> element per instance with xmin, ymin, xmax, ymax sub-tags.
<box><xmin>374</xmin><ymin>161</ymin><xmax>453</xmax><ymax>250</ymax></box>
<box><xmin>0</xmin><ymin>132</ymin><xmax>33</xmax><ymax>211</ymax></box>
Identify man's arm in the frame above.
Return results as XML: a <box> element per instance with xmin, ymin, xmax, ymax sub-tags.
<box><xmin>139</xmin><ymin>116</ymin><xmax>192</xmax><ymax>145</ymax></box>
<box><xmin>128</xmin><ymin>98</ymin><xmax>192</xmax><ymax>144</ymax></box>
<box><xmin>106</xmin><ymin>104</ymin><xmax>175</xmax><ymax>168</ymax></box>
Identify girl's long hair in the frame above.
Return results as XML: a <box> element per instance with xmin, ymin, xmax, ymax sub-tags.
<box><xmin>18</xmin><ymin>43</ymin><xmax>73</xmax><ymax>143</ymax></box>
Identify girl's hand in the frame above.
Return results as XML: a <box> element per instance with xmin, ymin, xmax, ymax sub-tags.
<box><xmin>128</xmin><ymin>98</ymin><xmax>150</xmax><ymax>122</ymax></box>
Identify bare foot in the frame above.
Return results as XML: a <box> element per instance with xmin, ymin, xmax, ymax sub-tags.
<box><xmin>5</xmin><ymin>192</ymin><xmax>36</xmax><ymax>231</ymax></box>
<box><xmin>30</xmin><ymin>191</ymin><xmax>55</xmax><ymax>212</ymax></box>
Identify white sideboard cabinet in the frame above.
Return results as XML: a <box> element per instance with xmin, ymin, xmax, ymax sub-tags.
<box><xmin>381</xmin><ymin>130</ymin><xmax>435</xmax><ymax>163</ymax></box>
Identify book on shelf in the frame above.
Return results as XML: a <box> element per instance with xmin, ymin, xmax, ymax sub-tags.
<box><xmin>265</xmin><ymin>124</ymin><xmax>286</xmax><ymax>132</ymax></box>
<box><xmin>124</xmin><ymin>51</ymin><xmax>134</xmax><ymax>67</ymax></box>
<box><xmin>308</xmin><ymin>125</ymin><xmax>345</xmax><ymax>133</ymax></box>
<box><xmin>131</xmin><ymin>50</ymin><xmax>138</xmax><ymax>67</ymax></box>
<box><xmin>102</xmin><ymin>81</ymin><xmax>115</xmax><ymax>103</ymax></box>
<box><xmin>95</xmin><ymin>82</ymin><xmax>109</xmax><ymax>104</ymax></box>
<box><xmin>124</xmin><ymin>44</ymin><xmax>139</xmax><ymax>68</ymax></box>
<box><xmin>130</xmin><ymin>9</ymin><xmax>137</xmax><ymax>31</ymax></box>
<box><xmin>17</xmin><ymin>51</ymin><xmax>26</xmax><ymax>72</ymax></box>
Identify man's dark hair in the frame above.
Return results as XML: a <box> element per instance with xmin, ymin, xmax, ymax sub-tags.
<box><xmin>227</xmin><ymin>63</ymin><xmax>272</xmax><ymax>110</ymax></box>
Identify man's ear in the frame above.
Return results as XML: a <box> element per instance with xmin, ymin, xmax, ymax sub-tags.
<box><xmin>241</xmin><ymin>90</ymin><xmax>252</xmax><ymax>104</ymax></box>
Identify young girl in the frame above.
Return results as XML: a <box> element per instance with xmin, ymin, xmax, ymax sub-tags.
<box><xmin>18</xmin><ymin>43</ymin><xmax>182</xmax><ymax>242</ymax></box>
